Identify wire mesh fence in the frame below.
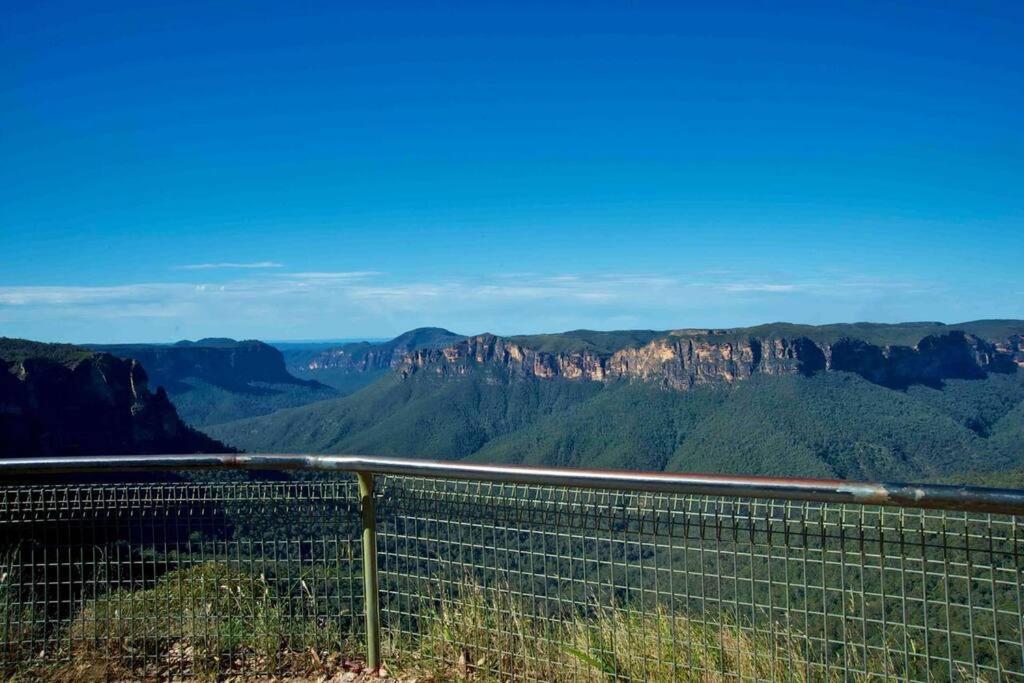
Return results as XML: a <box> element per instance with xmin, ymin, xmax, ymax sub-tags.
<box><xmin>376</xmin><ymin>476</ymin><xmax>1024</xmax><ymax>681</ymax></box>
<box><xmin>0</xmin><ymin>477</ymin><xmax>364</xmax><ymax>679</ymax></box>
<box><xmin>0</xmin><ymin>465</ymin><xmax>1022</xmax><ymax>681</ymax></box>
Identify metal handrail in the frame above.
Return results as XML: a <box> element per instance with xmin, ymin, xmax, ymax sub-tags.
<box><xmin>2</xmin><ymin>452</ymin><xmax>1023</xmax><ymax>515</ymax></box>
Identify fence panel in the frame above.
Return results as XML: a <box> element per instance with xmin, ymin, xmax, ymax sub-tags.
<box><xmin>0</xmin><ymin>477</ymin><xmax>364</xmax><ymax>679</ymax></box>
<box><xmin>376</xmin><ymin>475</ymin><xmax>1024</xmax><ymax>682</ymax></box>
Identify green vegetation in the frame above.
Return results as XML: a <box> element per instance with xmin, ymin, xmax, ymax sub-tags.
<box><xmin>210</xmin><ymin>367</ymin><xmax>1024</xmax><ymax>482</ymax></box>
<box><xmin>0</xmin><ymin>551</ymin><xmax>42</xmax><ymax>670</ymax></box>
<box><xmin>290</xmin><ymin>366</ymin><xmax>389</xmax><ymax>394</ymax></box>
<box><xmin>390</xmin><ymin>578</ymin><xmax>821</xmax><ymax>682</ymax></box>
<box><xmin>1</xmin><ymin>338</ymin><xmax>230</xmax><ymax>458</ymax></box>
<box><xmin>696</xmin><ymin>319</ymin><xmax>1024</xmax><ymax>347</ymax></box>
<box><xmin>940</xmin><ymin>465</ymin><xmax>1024</xmax><ymax>489</ymax></box>
<box><xmin>500</xmin><ymin>320</ymin><xmax>1024</xmax><ymax>353</ymax></box>
<box><xmin>90</xmin><ymin>338</ymin><xmax>339</xmax><ymax>427</ymax></box>
<box><xmin>377</xmin><ymin>326</ymin><xmax>465</xmax><ymax>350</ymax></box>
<box><xmin>68</xmin><ymin>563</ymin><xmax>341</xmax><ymax>678</ymax></box>
<box><xmin>5</xmin><ymin>563</ymin><xmax>870</xmax><ymax>682</ymax></box>
<box><xmin>6</xmin><ymin>563</ymin><xmax>349</xmax><ymax>681</ymax></box>
<box><xmin>166</xmin><ymin>377</ymin><xmax>338</xmax><ymax>427</ymax></box>
<box><xmin>209</xmin><ymin>367</ymin><xmax>603</xmax><ymax>458</ymax></box>
<box><xmin>0</xmin><ymin>337</ymin><xmax>96</xmax><ymax>367</ymax></box>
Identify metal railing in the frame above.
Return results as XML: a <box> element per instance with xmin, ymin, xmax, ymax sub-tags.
<box><xmin>1</xmin><ymin>454</ymin><xmax>1023</xmax><ymax>681</ymax></box>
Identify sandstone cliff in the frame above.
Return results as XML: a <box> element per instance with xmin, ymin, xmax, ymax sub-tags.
<box><xmin>1</xmin><ymin>339</ymin><xmax>229</xmax><ymax>457</ymax></box>
<box><xmin>398</xmin><ymin>327</ymin><xmax>1024</xmax><ymax>391</ymax></box>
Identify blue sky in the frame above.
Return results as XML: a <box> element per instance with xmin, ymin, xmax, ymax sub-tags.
<box><xmin>2</xmin><ymin>1</ymin><xmax>1021</xmax><ymax>342</ymax></box>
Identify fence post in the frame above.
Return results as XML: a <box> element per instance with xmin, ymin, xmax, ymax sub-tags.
<box><xmin>357</xmin><ymin>471</ymin><xmax>382</xmax><ymax>672</ymax></box>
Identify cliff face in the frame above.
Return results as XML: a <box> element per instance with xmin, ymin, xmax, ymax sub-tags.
<box><xmin>399</xmin><ymin>330</ymin><xmax>1024</xmax><ymax>391</ymax></box>
<box><xmin>308</xmin><ymin>344</ymin><xmax>397</xmax><ymax>372</ymax></box>
<box><xmin>92</xmin><ymin>338</ymin><xmax>307</xmax><ymax>391</ymax></box>
<box><xmin>87</xmin><ymin>338</ymin><xmax>337</xmax><ymax>428</ymax></box>
<box><xmin>306</xmin><ymin>327</ymin><xmax>465</xmax><ymax>373</ymax></box>
<box><xmin>827</xmin><ymin>333</ymin><xmax>1021</xmax><ymax>388</ymax></box>
<box><xmin>1</xmin><ymin>340</ymin><xmax>228</xmax><ymax>457</ymax></box>
<box><xmin>997</xmin><ymin>335</ymin><xmax>1024</xmax><ymax>367</ymax></box>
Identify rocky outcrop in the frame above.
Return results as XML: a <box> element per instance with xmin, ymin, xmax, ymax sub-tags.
<box><xmin>996</xmin><ymin>335</ymin><xmax>1024</xmax><ymax>368</ymax></box>
<box><xmin>398</xmin><ymin>329</ymin><xmax>1023</xmax><ymax>391</ymax></box>
<box><xmin>1</xmin><ymin>340</ymin><xmax>229</xmax><ymax>457</ymax></box>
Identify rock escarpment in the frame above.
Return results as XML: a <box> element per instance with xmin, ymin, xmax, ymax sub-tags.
<box><xmin>92</xmin><ymin>338</ymin><xmax>313</xmax><ymax>392</ymax></box>
<box><xmin>89</xmin><ymin>338</ymin><xmax>338</xmax><ymax>427</ymax></box>
<box><xmin>1</xmin><ymin>339</ymin><xmax>229</xmax><ymax>457</ymax></box>
<box><xmin>309</xmin><ymin>344</ymin><xmax>398</xmax><ymax>373</ymax></box>
<box><xmin>827</xmin><ymin>332</ymin><xmax>1020</xmax><ymax>388</ymax></box>
<box><xmin>399</xmin><ymin>328</ymin><xmax>1024</xmax><ymax>391</ymax></box>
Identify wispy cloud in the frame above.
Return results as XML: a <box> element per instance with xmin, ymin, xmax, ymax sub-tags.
<box><xmin>723</xmin><ymin>283</ymin><xmax>799</xmax><ymax>293</ymax></box>
<box><xmin>0</xmin><ymin>270</ymin><xmax>944</xmax><ymax>341</ymax></box>
<box><xmin>0</xmin><ymin>284</ymin><xmax>185</xmax><ymax>306</ymax></box>
<box><xmin>0</xmin><ymin>273</ymin><xmax>931</xmax><ymax>310</ymax></box>
<box><xmin>175</xmin><ymin>261</ymin><xmax>284</xmax><ymax>270</ymax></box>
<box><xmin>284</xmin><ymin>271</ymin><xmax>382</xmax><ymax>280</ymax></box>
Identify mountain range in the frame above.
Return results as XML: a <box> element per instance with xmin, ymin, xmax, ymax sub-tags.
<box><xmin>207</xmin><ymin>320</ymin><xmax>1024</xmax><ymax>482</ymax></box>
<box><xmin>4</xmin><ymin>321</ymin><xmax>1023</xmax><ymax>484</ymax></box>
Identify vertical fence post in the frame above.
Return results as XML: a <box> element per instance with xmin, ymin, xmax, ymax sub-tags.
<box><xmin>357</xmin><ymin>471</ymin><xmax>382</xmax><ymax>672</ymax></box>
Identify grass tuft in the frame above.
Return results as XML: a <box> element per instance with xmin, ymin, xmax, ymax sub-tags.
<box><xmin>386</xmin><ymin>578</ymin><xmax>820</xmax><ymax>682</ymax></box>
<box><xmin>62</xmin><ymin>562</ymin><xmax>346</xmax><ymax>680</ymax></box>
<box><xmin>3</xmin><ymin>565</ymin><xmax>918</xmax><ymax>681</ymax></box>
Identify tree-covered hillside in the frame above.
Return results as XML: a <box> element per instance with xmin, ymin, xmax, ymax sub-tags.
<box><xmin>208</xmin><ymin>366</ymin><xmax>1024</xmax><ymax>482</ymax></box>
<box><xmin>90</xmin><ymin>339</ymin><xmax>337</xmax><ymax>427</ymax></box>
<box><xmin>694</xmin><ymin>319</ymin><xmax>1024</xmax><ymax>347</ymax></box>
<box><xmin>0</xmin><ymin>338</ymin><xmax>97</xmax><ymax>366</ymax></box>
<box><xmin>208</xmin><ymin>367</ymin><xmax>603</xmax><ymax>459</ymax></box>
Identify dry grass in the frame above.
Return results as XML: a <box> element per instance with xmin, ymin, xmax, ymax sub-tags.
<box><xmin>385</xmin><ymin>579</ymin><xmax>822</xmax><ymax>682</ymax></box>
<box><xmin>17</xmin><ymin>562</ymin><xmax>357</xmax><ymax>681</ymax></box>
<box><xmin>3</xmin><ymin>564</ymin><xmax>917</xmax><ymax>681</ymax></box>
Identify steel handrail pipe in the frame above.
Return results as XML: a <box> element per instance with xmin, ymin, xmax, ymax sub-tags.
<box><xmin>1</xmin><ymin>453</ymin><xmax>1023</xmax><ymax>515</ymax></box>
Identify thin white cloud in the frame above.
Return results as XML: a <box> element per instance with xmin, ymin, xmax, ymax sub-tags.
<box><xmin>285</xmin><ymin>271</ymin><xmax>382</xmax><ymax>280</ymax></box>
<box><xmin>723</xmin><ymin>283</ymin><xmax>799</xmax><ymax>293</ymax></box>
<box><xmin>0</xmin><ymin>273</ymin><xmax>929</xmax><ymax>310</ymax></box>
<box><xmin>0</xmin><ymin>284</ymin><xmax>185</xmax><ymax>306</ymax></box>
<box><xmin>175</xmin><ymin>261</ymin><xmax>284</xmax><ymax>270</ymax></box>
<box><xmin>0</xmin><ymin>271</ymin><xmax>941</xmax><ymax>340</ymax></box>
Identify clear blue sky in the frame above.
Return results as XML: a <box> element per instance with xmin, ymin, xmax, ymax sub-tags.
<box><xmin>2</xmin><ymin>1</ymin><xmax>1021</xmax><ymax>342</ymax></box>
